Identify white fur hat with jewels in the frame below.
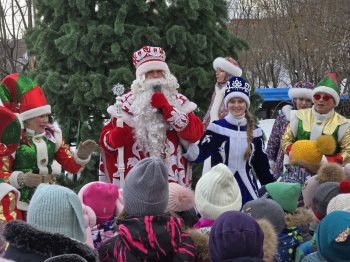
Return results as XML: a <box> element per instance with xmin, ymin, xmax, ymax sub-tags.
<box><xmin>213</xmin><ymin>57</ymin><xmax>242</xmax><ymax>77</ymax></box>
<box><xmin>224</xmin><ymin>76</ymin><xmax>251</xmax><ymax>109</ymax></box>
<box><xmin>132</xmin><ymin>46</ymin><xmax>170</xmax><ymax>76</ymax></box>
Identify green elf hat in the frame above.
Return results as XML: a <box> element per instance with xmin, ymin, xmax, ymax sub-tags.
<box><xmin>0</xmin><ymin>73</ymin><xmax>51</xmax><ymax>121</ymax></box>
<box><xmin>0</xmin><ymin>106</ymin><xmax>21</xmax><ymax>156</ymax></box>
<box><xmin>312</xmin><ymin>73</ymin><xmax>340</xmax><ymax>106</ymax></box>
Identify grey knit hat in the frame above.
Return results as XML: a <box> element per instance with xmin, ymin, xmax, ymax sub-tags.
<box><xmin>27</xmin><ymin>184</ymin><xmax>86</xmax><ymax>242</ymax></box>
<box><xmin>242</xmin><ymin>198</ymin><xmax>286</xmax><ymax>234</ymax></box>
<box><xmin>123</xmin><ymin>157</ymin><xmax>169</xmax><ymax>216</ymax></box>
<box><xmin>311</xmin><ymin>182</ymin><xmax>340</xmax><ymax>221</ymax></box>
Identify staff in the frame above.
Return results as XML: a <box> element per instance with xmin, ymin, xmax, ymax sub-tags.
<box><xmin>112</xmin><ymin>84</ymin><xmax>125</xmax><ymax>188</ymax></box>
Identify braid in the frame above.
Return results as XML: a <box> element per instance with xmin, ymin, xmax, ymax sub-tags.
<box><xmin>244</xmin><ymin>110</ymin><xmax>255</xmax><ymax>160</ymax></box>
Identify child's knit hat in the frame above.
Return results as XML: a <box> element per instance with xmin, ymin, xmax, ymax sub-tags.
<box><xmin>327</xmin><ymin>193</ymin><xmax>350</xmax><ymax>214</ymax></box>
<box><xmin>317</xmin><ymin>211</ymin><xmax>350</xmax><ymax>262</ymax></box>
<box><xmin>166</xmin><ymin>183</ymin><xmax>195</xmax><ymax>212</ymax></box>
<box><xmin>27</xmin><ymin>184</ymin><xmax>86</xmax><ymax>242</ymax></box>
<box><xmin>123</xmin><ymin>157</ymin><xmax>169</xmax><ymax>216</ymax></box>
<box><xmin>290</xmin><ymin>135</ymin><xmax>336</xmax><ymax>164</ymax></box>
<box><xmin>209</xmin><ymin>211</ymin><xmax>264</xmax><ymax>262</ymax></box>
<box><xmin>195</xmin><ymin>163</ymin><xmax>242</xmax><ymax>220</ymax></box>
<box><xmin>302</xmin><ymin>162</ymin><xmax>345</xmax><ymax>207</ymax></box>
<box><xmin>242</xmin><ymin>198</ymin><xmax>286</xmax><ymax>234</ymax></box>
<box><xmin>311</xmin><ymin>181</ymin><xmax>350</xmax><ymax>221</ymax></box>
<box><xmin>78</xmin><ymin>182</ymin><xmax>120</xmax><ymax>224</ymax></box>
<box><xmin>258</xmin><ymin>182</ymin><xmax>301</xmax><ymax>213</ymax></box>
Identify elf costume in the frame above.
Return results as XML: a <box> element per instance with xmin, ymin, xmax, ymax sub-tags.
<box><xmin>282</xmin><ymin>73</ymin><xmax>350</xmax><ymax>165</ymax></box>
<box><xmin>0</xmin><ymin>73</ymin><xmax>89</xmax><ymax>212</ymax></box>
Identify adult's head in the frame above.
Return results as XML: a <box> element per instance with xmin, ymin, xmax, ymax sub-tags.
<box><xmin>312</xmin><ymin>73</ymin><xmax>340</xmax><ymax>114</ymax></box>
<box><xmin>224</xmin><ymin>76</ymin><xmax>251</xmax><ymax>117</ymax></box>
<box><xmin>213</xmin><ymin>57</ymin><xmax>242</xmax><ymax>83</ymax></box>
<box><xmin>27</xmin><ymin>184</ymin><xmax>86</xmax><ymax>242</ymax></box>
<box><xmin>0</xmin><ymin>73</ymin><xmax>51</xmax><ymax>123</ymax></box>
<box><xmin>130</xmin><ymin>46</ymin><xmax>190</xmax><ymax>158</ymax></box>
<box><xmin>288</xmin><ymin>80</ymin><xmax>314</xmax><ymax>110</ymax></box>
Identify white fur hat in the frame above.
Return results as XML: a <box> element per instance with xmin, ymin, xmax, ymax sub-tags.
<box><xmin>213</xmin><ymin>57</ymin><xmax>242</xmax><ymax>77</ymax></box>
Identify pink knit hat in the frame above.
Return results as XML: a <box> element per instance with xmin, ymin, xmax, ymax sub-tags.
<box><xmin>166</xmin><ymin>183</ymin><xmax>195</xmax><ymax>212</ymax></box>
<box><xmin>78</xmin><ymin>182</ymin><xmax>120</xmax><ymax>224</ymax></box>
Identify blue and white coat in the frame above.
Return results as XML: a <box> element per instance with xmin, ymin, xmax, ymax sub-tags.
<box><xmin>184</xmin><ymin>114</ymin><xmax>274</xmax><ymax>205</ymax></box>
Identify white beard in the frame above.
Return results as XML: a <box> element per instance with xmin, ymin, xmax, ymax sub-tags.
<box><xmin>131</xmin><ymin>75</ymin><xmax>179</xmax><ymax>159</ymax></box>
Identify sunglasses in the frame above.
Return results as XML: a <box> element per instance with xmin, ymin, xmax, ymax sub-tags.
<box><xmin>313</xmin><ymin>94</ymin><xmax>332</xmax><ymax>102</ymax></box>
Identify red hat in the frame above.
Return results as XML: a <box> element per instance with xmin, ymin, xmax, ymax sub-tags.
<box><xmin>0</xmin><ymin>73</ymin><xmax>51</xmax><ymax>121</ymax></box>
<box><xmin>0</xmin><ymin>106</ymin><xmax>21</xmax><ymax>156</ymax></box>
<box><xmin>132</xmin><ymin>46</ymin><xmax>170</xmax><ymax>76</ymax></box>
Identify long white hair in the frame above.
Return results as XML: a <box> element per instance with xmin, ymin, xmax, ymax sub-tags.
<box><xmin>130</xmin><ymin>71</ymin><xmax>180</xmax><ymax>159</ymax></box>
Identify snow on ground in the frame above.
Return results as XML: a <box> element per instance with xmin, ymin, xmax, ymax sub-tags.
<box><xmin>258</xmin><ymin>119</ymin><xmax>275</xmax><ymax>148</ymax></box>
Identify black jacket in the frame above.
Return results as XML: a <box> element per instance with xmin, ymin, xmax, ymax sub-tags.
<box><xmin>3</xmin><ymin>220</ymin><xmax>98</xmax><ymax>262</ymax></box>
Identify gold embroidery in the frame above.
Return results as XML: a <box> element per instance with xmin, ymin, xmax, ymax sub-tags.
<box><xmin>335</xmin><ymin>227</ymin><xmax>350</xmax><ymax>242</ymax></box>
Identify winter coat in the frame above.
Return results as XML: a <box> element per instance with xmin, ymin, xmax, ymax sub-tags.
<box><xmin>184</xmin><ymin>114</ymin><xmax>274</xmax><ymax>205</ymax></box>
<box><xmin>274</xmin><ymin>207</ymin><xmax>313</xmax><ymax>262</ymax></box>
<box><xmin>301</xmin><ymin>252</ymin><xmax>324</xmax><ymax>262</ymax></box>
<box><xmin>3</xmin><ymin>220</ymin><xmax>98</xmax><ymax>262</ymax></box>
<box><xmin>98</xmin><ymin>213</ymin><xmax>196</xmax><ymax>261</ymax></box>
<box><xmin>281</xmin><ymin>161</ymin><xmax>320</xmax><ymax>206</ymax></box>
<box><xmin>295</xmin><ymin>229</ymin><xmax>318</xmax><ymax>262</ymax></box>
<box><xmin>266</xmin><ymin>105</ymin><xmax>292</xmax><ymax>180</ymax></box>
<box><xmin>187</xmin><ymin>218</ymin><xmax>277</xmax><ymax>262</ymax></box>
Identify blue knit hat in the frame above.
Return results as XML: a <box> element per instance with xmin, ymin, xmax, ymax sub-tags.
<box><xmin>224</xmin><ymin>76</ymin><xmax>251</xmax><ymax>109</ymax></box>
<box><xmin>317</xmin><ymin>211</ymin><xmax>350</xmax><ymax>262</ymax></box>
<box><xmin>27</xmin><ymin>184</ymin><xmax>86</xmax><ymax>242</ymax></box>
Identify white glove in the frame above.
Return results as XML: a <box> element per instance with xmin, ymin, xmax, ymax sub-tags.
<box><xmin>269</xmin><ymin>160</ymin><xmax>276</xmax><ymax>172</ymax></box>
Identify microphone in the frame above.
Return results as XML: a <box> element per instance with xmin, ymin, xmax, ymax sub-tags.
<box><xmin>153</xmin><ymin>85</ymin><xmax>163</xmax><ymax>114</ymax></box>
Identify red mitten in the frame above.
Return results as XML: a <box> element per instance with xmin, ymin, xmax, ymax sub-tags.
<box><xmin>107</xmin><ymin>125</ymin><xmax>132</xmax><ymax>148</ymax></box>
<box><xmin>150</xmin><ymin>92</ymin><xmax>189</xmax><ymax>132</ymax></box>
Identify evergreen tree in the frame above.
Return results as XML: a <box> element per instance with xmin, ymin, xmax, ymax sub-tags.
<box><xmin>24</xmin><ymin>0</ymin><xmax>249</xmax><ymax>188</ymax></box>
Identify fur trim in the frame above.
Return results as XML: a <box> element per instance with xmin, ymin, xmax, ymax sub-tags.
<box><xmin>285</xmin><ymin>207</ymin><xmax>313</xmax><ymax>228</ymax></box>
<box><xmin>289</xmin><ymin>159</ymin><xmax>321</xmax><ymax>174</ymax></box>
<box><xmin>210</xmin><ymin>85</ymin><xmax>225</xmax><ymax>122</ymax></box>
<box><xmin>20</xmin><ymin>105</ymin><xmax>51</xmax><ymax>121</ymax></box>
<box><xmin>3</xmin><ymin>220</ymin><xmax>98</xmax><ymax>262</ymax></box>
<box><xmin>312</xmin><ymin>86</ymin><xmax>339</xmax><ymax>106</ymax></box>
<box><xmin>288</xmin><ymin>88</ymin><xmax>313</xmax><ymax>100</ymax></box>
<box><xmin>315</xmin><ymin>135</ymin><xmax>336</xmax><ymax>155</ymax></box>
<box><xmin>318</xmin><ymin>162</ymin><xmax>345</xmax><ymax>183</ymax></box>
<box><xmin>281</xmin><ymin>104</ymin><xmax>293</xmax><ymax>121</ymax></box>
<box><xmin>256</xmin><ymin>219</ymin><xmax>278</xmax><ymax>262</ymax></box>
<box><xmin>185</xmin><ymin>228</ymin><xmax>210</xmax><ymax>262</ymax></box>
<box><xmin>136</xmin><ymin>61</ymin><xmax>170</xmax><ymax>77</ymax></box>
<box><xmin>213</xmin><ymin>57</ymin><xmax>242</xmax><ymax>77</ymax></box>
<box><xmin>224</xmin><ymin>92</ymin><xmax>250</xmax><ymax>109</ymax></box>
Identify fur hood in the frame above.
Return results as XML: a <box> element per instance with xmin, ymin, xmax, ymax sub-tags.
<box><xmin>285</xmin><ymin>207</ymin><xmax>313</xmax><ymax>228</ymax></box>
<box><xmin>185</xmin><ymin>228</ymin><xmax>210</xmax><ymax>262</ymax></box>
<box><xmin>256</xmin><ymin>218</ymin><xmax>278</xmax><ymax>262</ymax></box>
<box><xmin>281</xmin><ymin>104</ymin><xmax>293</xmax><ymax>121</ymax></box>
<box><xmin>3</xmin><ymin>220</ymin><xmax>98</xmax><ymax>262</ymax></box>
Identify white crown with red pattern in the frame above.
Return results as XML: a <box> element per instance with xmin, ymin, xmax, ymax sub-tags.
<box><xmin>132</xmin><ymin>46</ymin><xmax>170</xmax><ymax>76</ymax></box>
